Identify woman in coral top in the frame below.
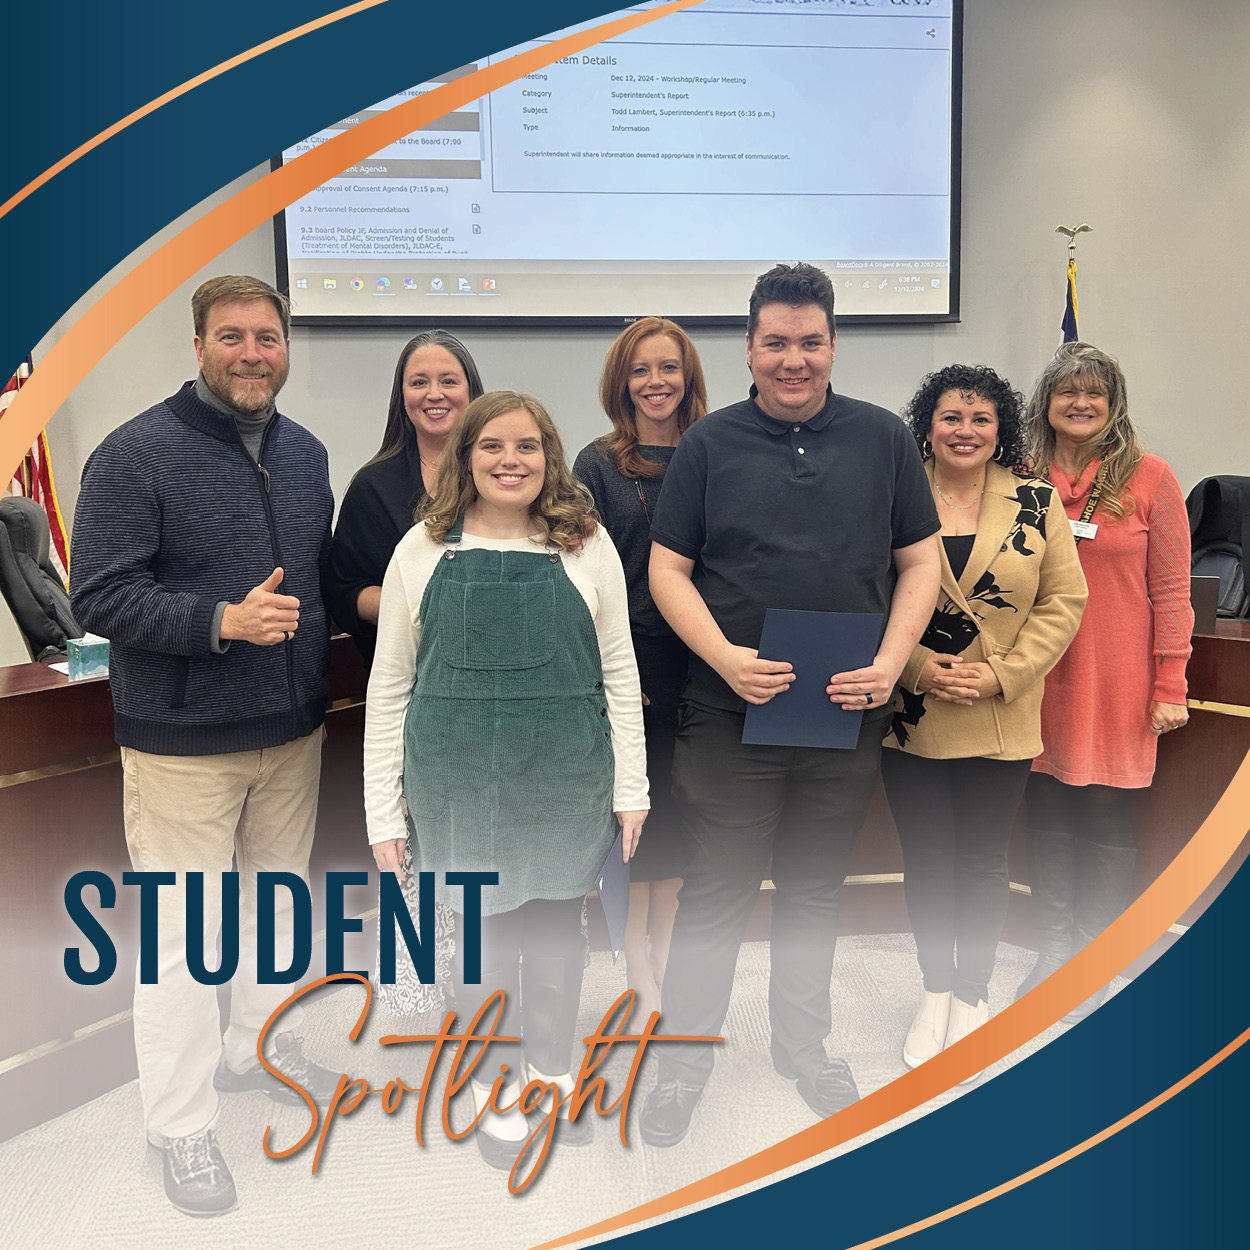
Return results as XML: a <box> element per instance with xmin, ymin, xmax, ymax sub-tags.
<box><xmin>1016</xmin><ymin>342</ymin><xmax>1193</xmax><ymax>1018</ymax></box>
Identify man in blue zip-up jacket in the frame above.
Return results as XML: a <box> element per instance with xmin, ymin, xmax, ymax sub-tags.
<box><xmin>71</xmin><ymin>275</ymin><xmax>340</xmax><ymax>1218</ymax></box>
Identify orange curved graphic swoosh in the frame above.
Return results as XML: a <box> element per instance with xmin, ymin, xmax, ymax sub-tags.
<box><xmin>1</xmin><ymin>1</ymin><xmax>1245</xmax><ymax>1243</ymax></box>
<box><xmin>528</xmin><ymin>752</ymin><xmax>1250</xmax><ymax>1248</ymax></box>
<box><xmin>0</xmin><ymin>0</ymin><xmax>389</xmax><ymax>224</ymax></box>
<box><xmin>844</xmin><ymin>1021</ymin><xmax>1250</xmax><ymax>1250</ymax></box>
<box><xmin>0</xmin><ymin>0</ymin><xmax>705</xmax><ymax>481</ymax></box>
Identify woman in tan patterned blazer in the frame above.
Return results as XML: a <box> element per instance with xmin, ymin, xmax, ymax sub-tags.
<box><xmin>882</xmin><ymin>365</ymin><xmax>1087</xmax><ymax>1075</ymax></box>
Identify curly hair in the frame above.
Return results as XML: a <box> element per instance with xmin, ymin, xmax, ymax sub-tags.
<box><xmin>596</xmin><ymin>317</ymin><xmax>707</xmax><ymax>479</ymax></box>
<box><xmin>747</xmin><ymin>262</ymin><xmax>836</xmax><ymax>339</ymax></box>
<box><xmin>901</xmin><ymin>363</ymin><xmax>1026</xmax><ymax>470</ymax></box>
<box><xmin>1023</xmin><ymin>341</ymin><xmax>1142</xmax><ymax>520</ymax></box>
<box><xmin>365</xmin><ymin>329</ymin><xmax>485</xmax><ymax>469</ymax></box>
<box><xmin>420</xmin><ymin>390</ymin><xmax>596</xmax><ymax>553</ymax></box>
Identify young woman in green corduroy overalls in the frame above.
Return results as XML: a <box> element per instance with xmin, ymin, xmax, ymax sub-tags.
<box><xmin>364</xmin><ymin>390</ymin><xmax>649</xmax><ymax>1170</ymax></box>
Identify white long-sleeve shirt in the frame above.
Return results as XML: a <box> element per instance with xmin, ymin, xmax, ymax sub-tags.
<box><xmin>364</xmin><ymin>522</ymin><xmax>650</xmax><ymax>846</ymax></box>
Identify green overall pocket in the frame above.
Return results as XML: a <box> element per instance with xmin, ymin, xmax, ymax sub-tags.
<box><xmin>443</xmin><ymin>580</ymin><xmax>557</xmax><ymax>670</ymax></box>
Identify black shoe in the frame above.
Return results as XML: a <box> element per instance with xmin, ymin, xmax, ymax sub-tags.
<box><xmin>214</xmin><ymin>1032</ymin><xmax>344</xmax><ymax>1106</ymax></box>
<box><xmin>1015</xmin><ymin>952</ymin><xmax>1067</xmax><ymax>1001</ymax></box>
<box><xmin>529</xmin><ymin>1090</ymin><xmax>596</xmax><ymax>1148</ymax></box>
<box><xmin>772</xmin><ymin>1055</ymin><xmax>796</xmax><ymax>1080</ymax></box>
<box><xmin>474</xmin><ymin>1124</ymin><xmax>536</xmax><ymax>1172</ymax></box>
<box><xmin>524</xmin><ymin>1061</ymin><xmax>595</xmax><ymax>1148</ymax></box>
<box><xmin>795</xmin><ymin>1058</ymin><xmax>860</xmax><ymax>1119</ymax></box>
<box><xmin>153</xmin><ymin>1129</ymin><xmax>237</xmax><ymax>1218</ymax></box>
<box><xmin>559</xmin><ymin>1111</ymin><xmax>595</xmax><ymax>1147</ymax></box>
<box><xmin>639</xmin><ymin>1079</ymin><xmax>702</xmax><ymax>1148</ymax></box>
<box><xmin>1062</xmin><ymin>983</ymin><xmax>1110</xmax><ymax>1024</ymax></box>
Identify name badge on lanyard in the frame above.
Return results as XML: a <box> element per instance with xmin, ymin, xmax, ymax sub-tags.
<box><xmin>1068</xmin><ymin>463</ymin><xmax>1108</xmax><ymax>545</ymax></box>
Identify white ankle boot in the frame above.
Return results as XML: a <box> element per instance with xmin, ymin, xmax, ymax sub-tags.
<box><xmin>903</xmin><ymin>989</ymin><xmax>953</xmax><ymax>1069</ymax></box>
<box><xmin>943</xmin><ymin>996</ymin><xmax>990</xmax><ymax>1084</ymax></box>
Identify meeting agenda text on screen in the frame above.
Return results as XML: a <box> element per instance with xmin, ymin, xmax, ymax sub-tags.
<box><xmin>280</xmin><ymin>0</ymin><xmax>958</xmax><ymax>322</ymax></box>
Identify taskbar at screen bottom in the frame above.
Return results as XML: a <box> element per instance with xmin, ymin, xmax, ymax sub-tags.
<box><xmin>284</xmin><ymin>261</ymin><xmax>954</xmax><ymax>323</ymax></box>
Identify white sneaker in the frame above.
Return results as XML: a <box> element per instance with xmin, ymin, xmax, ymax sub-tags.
<box><xmin>943</xmin><ymin>996</ymin><xmax>990</xmax><ymax>1084</ymax></box>
<box><xmin>902</xmin><ymin>989</ymin><xmax>953</xmax><ymax>1069</ymax></box>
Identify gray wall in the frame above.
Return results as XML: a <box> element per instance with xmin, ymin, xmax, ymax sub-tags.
<box><xmin>6</xmin><ymin>0</ymin><xmax>1249</xmax><ymax>666</ymax></box>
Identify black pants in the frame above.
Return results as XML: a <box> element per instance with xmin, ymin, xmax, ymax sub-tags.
<box><xmin>881</xmin><ymin>750</ymin><xmax>1032</xmax><ymax>1007</ymax></box>
<box><xmin>630</xmin><ymin>632</ymin><xmax>693</xmax><ymax>882</ymax></box>
<box><xmin>657</xmin><ymin>704</ymin><xmax>888</xmax><ymax>1087</ymax></box>
<box><xmin>1026</xmin><ymin>772</ymin><xmax>1136</xmax><ymax>848</ymax></box>
<box><xmin>451</xmin><ymin>896</ymin><xmax>585</xmax><ymax>1083</ymax></box>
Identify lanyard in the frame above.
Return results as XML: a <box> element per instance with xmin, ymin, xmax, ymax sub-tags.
<box><xmin>634</xmin><ymin>478</ymin><xmax>651</xmax><ymax>526</ymax></box>
<box><xmin>1072</xmin><ymin>464</ymin><xmax>1109</xmax><ymax>545</ymax></box>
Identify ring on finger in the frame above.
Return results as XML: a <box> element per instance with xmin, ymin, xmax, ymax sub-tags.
<box><xmin>865</xmin><ymin>692</ymin><xmax>873</xmax><ymax>705</ymax></box>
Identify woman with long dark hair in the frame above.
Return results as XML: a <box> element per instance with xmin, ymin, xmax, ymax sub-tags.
<box><xmin>325</xmin><ymin>330</ymin><xmax>483</xmax><ymax>663</ymax></box>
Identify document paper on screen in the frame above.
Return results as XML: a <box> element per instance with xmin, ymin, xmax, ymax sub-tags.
<box><xmin>281</xmin><ymin>0</ymin><xmax>957</xmax><ymax>321</ymax></box>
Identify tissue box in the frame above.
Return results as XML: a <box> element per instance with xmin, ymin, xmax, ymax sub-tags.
<box><xmin>67</xmin><ymin>633</ymin><xmax>110</xmax><ymax>681</ymax></box>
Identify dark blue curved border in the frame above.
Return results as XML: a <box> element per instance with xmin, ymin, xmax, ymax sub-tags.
<box><xmin>0</xmin><ymin>0</ymin><xmax>621</xmax><ymax>369</ymax></box>
<box><xmin>614</xmin><ymin>844</ymin><xmax>1250</xmax><ymax>1250</ymax></box>
<box><xmin>7</xmin><ymin>5</ymin><xmax>1248</xmax><ymax>1246</ymax></box>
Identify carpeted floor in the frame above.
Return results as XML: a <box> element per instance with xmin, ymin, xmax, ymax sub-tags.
<box><xmin>0</xmin><ymin>936</ymin><xmax>1118</xmax><ymax>1249</ymax></box>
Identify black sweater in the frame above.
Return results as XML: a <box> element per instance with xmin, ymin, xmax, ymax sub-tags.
<box><xmin>573</xmin><ymin>438</ymin><xmax>676</xmax><ymax>639</ymax></box>
<box><xmin>324</xmin><ymin>438</ymin><xmax>426</xmax><ymax>665</ymax></box>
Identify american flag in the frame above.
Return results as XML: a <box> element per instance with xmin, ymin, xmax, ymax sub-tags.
<box><xmin>3</xmin><ymin>360</ymin><xmax>70</xmax><ymax>584</ymax></box>
<box><xmin>1061</xmin><ymin>256</ymin><xmax>1079</xmax><ymax>343</ymax></box>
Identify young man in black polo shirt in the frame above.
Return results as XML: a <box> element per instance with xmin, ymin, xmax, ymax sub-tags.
<box><xmin>641</xmin><ymin>263</ymin><xmax>941</xmax><ymax>1144</ymax></box>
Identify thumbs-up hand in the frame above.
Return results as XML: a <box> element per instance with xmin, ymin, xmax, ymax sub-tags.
<box><xmin>220</xmin><ymin>567</ymin><xmax>301</xmax><ymax>645</ymax></box>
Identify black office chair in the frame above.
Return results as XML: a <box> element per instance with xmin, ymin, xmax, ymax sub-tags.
<box><xmin>1187</xmin><ymin>475</ymin><xmax>1250</xmax><ymax>619</ymax></box>
<box><xmin>0</xmin><ymin>496</ymin><xmax>83</xmax><ymax>662</ymax></box>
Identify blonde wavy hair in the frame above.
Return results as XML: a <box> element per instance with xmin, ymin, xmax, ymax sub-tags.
<box><xmin>420</xmin><ymin>390</ymin><xmax>596</xmax><ymax>552</ymax></box>
<box><xmin>1024</xmin><ymin>341</ymin><xmax>1143</xmax><ymax>520</ymax></box>
<box><xmin>597</xmin><ymin>317</ymin><xmax>707</xmax><ymax>479</ymax></box>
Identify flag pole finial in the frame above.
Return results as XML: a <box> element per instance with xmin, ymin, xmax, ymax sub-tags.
<box><xmin>1056</xmin><ymin>228</ymin><xmax>1089</xmax><ymax>343</ymax></box>
<box><xmin>1055</xmin><ymin>223</ymin><xmax>1093</xmax><ymax>255</ymax></box>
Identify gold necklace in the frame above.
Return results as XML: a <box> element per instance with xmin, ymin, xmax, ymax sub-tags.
<box><xmin>933</xmin><ymin>476</ymin><xmax>985</xmax><ymax>511</ymax></box>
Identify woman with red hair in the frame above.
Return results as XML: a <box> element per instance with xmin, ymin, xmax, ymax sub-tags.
<box><xmin>574</xmin><ymin>318</ymin><xmax>707</xmax><ymax>1023</ymax></box>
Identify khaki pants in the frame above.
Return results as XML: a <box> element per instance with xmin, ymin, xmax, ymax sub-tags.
<box><xmin>121</xmin><ymin>729</ymin><xmax>322</xmax><ymax>1142</ymax></box>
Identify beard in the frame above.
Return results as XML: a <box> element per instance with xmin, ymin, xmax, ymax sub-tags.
<box><xmin>202</xmin><ymin>357</ymin><xmax>290</xmax><ymax>415</ymax></box>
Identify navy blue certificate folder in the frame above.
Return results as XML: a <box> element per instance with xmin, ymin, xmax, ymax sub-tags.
<box><xmin>741</xmin><ymin>609</ymin><xmax>884</xmax><ymax>749</ymax></box>
<box><xmin>597</xmin><ymin>829</ymin><xmax>630</xmax><ymax>960</ymax></box>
